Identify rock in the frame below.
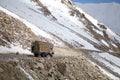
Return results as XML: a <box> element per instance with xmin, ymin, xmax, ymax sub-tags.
<box><xmin>4</xmin><ymin>17</ymin><xmax>11</xmax><ymax>24</ymax></box>
<box><xmin>16</xmin><ymin>52</ymin><xmax>19</xmax><ymax>55</ymax></box>
<box><xmin>56</xmin><ymin>62</ymin><xmax>66</xmax><ymax>75</ymax></box>
<box><xmin>35</xmin><ymin>63</ymin><xmax>44</xmax><ymax>69</ymax></box>
<box><xmin>69</xmin><ymin>74</ymin><xmax>75</xmax><ymax>80</ymax></box>
<box><xmin>0</xmin><ymin>67</ymin><xmax>4</xmax><ymax>72</ymax></box>
<box><xmin>47</xmin><ymin>77</ymin><xmax>55</xmax><ymax>80</ymax></box>
<box><xmin>87</xmin><ymin>72</ymin><xmax>93</xmax><ymax>78</ymax></box>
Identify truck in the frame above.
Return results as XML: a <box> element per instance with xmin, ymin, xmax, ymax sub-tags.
<box><xmin>31</xmin><ymin>41</ymin><xmax>54</xmax><ymax>57</ymax></box>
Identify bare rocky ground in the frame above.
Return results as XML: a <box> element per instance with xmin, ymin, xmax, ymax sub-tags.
<box><xmin>0</xmin><ymin>47</ymin><xmax>110</xmax><ymax>80</ymax></box>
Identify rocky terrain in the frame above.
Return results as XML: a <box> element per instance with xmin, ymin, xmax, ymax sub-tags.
<box><xmin>0</xmin><ymin>48</ymin><xmax>110</xmax><ymax>80</ymax></box>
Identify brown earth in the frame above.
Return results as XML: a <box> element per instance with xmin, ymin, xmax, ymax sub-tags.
<box><xmin>0</xmin><ymin>47</ymin><xmax>110</xmax><ymax>80</ymax></box>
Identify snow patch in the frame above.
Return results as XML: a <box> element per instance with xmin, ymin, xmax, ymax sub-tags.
<box><xmin>106</xmin><ymin>28</ymin><xmax>120</xmax><ymax>43</ymax></box>
<box><xmin>98</xmin><ymin>53</ymin><xmax>120</xmax><ymax>66</ymax></box>
<box><xmin>90</xmin><ymin>61</ymin><xmax>120</xmax><ymax>80</ymax></box>
<box><xmin>111</xmin><ymin>42</ymin><xmax>118</xmax><ymax>48</ymax></box>
<box><xmin>91</xmin><ymin>52</ymin><xmax>120</xmax><ymax>77</ymax></box>
<box><xmin>19</xmin><ymin>66</ymin><xmax>34</xmax><ymax>80</ymax></box>
<box><xmin>101</xmin><ymin>40</ymin><xmax>109</xmax><ymax>47</ymax></box>
<box><xmin>93</xmin><ymin>27</ymin><xmax>103</xmax><ymax>36</ymax></box>
<box><xmin>0</xmin><ymin>44</ymin><xmax>32</xmax><ymax>54</ymax></box>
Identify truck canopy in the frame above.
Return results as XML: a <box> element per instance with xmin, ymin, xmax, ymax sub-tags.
<box><xmin>31</xmin><ymin>41</ymin><xmax>53</xmax><ymax>54</ymax></box>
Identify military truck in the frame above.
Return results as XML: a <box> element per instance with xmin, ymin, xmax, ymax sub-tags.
<box><xmin>31</xmin><ymin>41</ymin><xmax>54</xmax><ymax>57</ymax></box>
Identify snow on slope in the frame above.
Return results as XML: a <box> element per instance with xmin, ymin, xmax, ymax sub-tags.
<box><xmin>0</xmin><ymin>6</ymin><xmax>64</xmax><ymax>54</ymax></box>
<box><xmin>0</xmin><ymin>0</ymin><xmax>98</xmax><ymax>50</ymax></box>
<box><xmin>0</xmin><ymin>0</ymin><xmax>120</xmax><ymax>79</ymax></box>
<box><xmin>0</xmin><ymin>6</ymin><xmax>51</xmax><ymax>39</ymax></box>
<box><xmin>91</xmin><ymin>52</ymin><xmax>120</xmax><ymax>78</ymax></box>
<box><xmin>90</xmin><ymin>61</ymin><xmax>120</xmax><ymax>80</ymax></box>
<box><xmin>76</xmin><ymin>2</ymin><xmax>120</xmax><ymax>34</ymax></box>
<box><xmin>0</xmin><ymin>0</ymin><xmax>120</xmax><ymax>53</ymax></box>
<box><xmin>0</xmin><ymin>44</ymin><xmax>32</xmax><ymax>54</ymax></box>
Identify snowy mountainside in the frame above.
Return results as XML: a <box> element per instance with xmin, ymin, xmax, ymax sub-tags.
<box><xmin>0</xmin><ymin>7</ymin><xmax>65</xmax><ymax>54</ymax></box>
<box><xmin>75</xmin><ymin>2</ymin><xmax>120</xmax><ymax>35</ymax></box>
<box><xmin>0</xmin><ymin>0</ymin><xmax>120</xmax><ymax>53</ymax></box>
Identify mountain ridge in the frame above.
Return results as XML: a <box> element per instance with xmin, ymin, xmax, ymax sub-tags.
<box><xmin>75</xmin><ymin>2</ymin><xmax>120</xmax><ymax>34</ymax></box>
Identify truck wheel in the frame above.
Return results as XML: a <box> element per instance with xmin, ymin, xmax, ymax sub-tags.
<box><xmin>41</xmin><ymin>52</ymin><xmax>46</xmax><ymax>57</ymax></box>
<box><xmin>47</xmin><ymin>53</ymin><xmax>52</xmax><ymax>57</ymax></box>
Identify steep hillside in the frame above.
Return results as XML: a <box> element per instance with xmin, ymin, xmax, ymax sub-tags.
<box><xmin>0</xmin><ymin>9</ymin><xmax>65</xmax><ymax>54</ymax></box>
<box><xmin>0</xmin><ymin>11</ymin><xmax>41</xmax><ymax>54</ymax></box>
<box><xmin>0</xmin><ymin>11</ymin><xmax>41</xmax><ymax>47</ymax></box>
<box><xmin>75</xmin><ymin>2</ymin><xmax>120</xmax><ymax>34</ymax></box>
<box><xmin>0</xmin><ymin>0</ymin><xmax>120</xmax><ymax>53</ymax></box>
<box><xmin>0</xmin><ymin>52</ymin><xmax>110</xmax><ymax>80</ymax></box>
<box><xmin>0</xmin><ymin>0</ymin><xmax>120</xmax><ymax>79</ymax></box>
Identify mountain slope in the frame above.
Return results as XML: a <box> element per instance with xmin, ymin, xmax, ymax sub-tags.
<box><xmin>0</xmin><ymin>0</ymin><xmax>120</xmax><ymax>53</ymax></box>
<box><xmin>0</xmin><ymin>9</ymin><xmax>111</xmax><ymax>80</ymax></box>
<box><xmin>0</xmin><ymin>7</ymin><xmax>65</xmax><ymax>54</ymax></box>
<box><xmin>75</xmin><ymin>2</ymin><xmax>120</xmax><ymax>34</ymax></box>
<box><xmin>0</xmin><ymin>0</ymin><xmax>120</xmax><ymax>79</ymax></box>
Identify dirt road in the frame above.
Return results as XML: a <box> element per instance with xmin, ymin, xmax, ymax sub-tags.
<box><xmin>54</xmin><ymin>47</ymin><xmax>83</xmax><ymax>57</ymax></box>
